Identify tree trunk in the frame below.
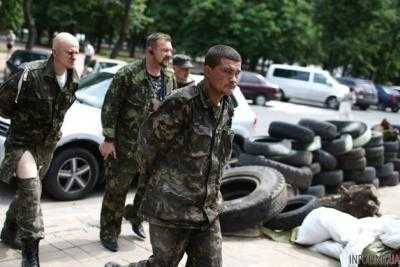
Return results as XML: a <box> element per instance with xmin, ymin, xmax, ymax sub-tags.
<box><xmin>129</xmin><ymin>32</ymin><xmax>137</xmax><ymax>58</ymax></box>
<box><xmin>23</xmin><ymin>0</ymin><xmax>36</xmax><ymax>50</ymax></box>
<box><xmin>110</xmin><ymin>0</ymin><xmax>133</xmax><ymax>59</ymax></box>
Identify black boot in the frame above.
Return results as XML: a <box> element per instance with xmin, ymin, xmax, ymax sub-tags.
<box><xmin>1</xmin><ymin>221</ymin><xmax>22</xmax><ymax>250</ymax></box>
<box><xmin>21</xmin><ymin>239</ymin><xmax>40</xmax><ymax>267</ymax></box>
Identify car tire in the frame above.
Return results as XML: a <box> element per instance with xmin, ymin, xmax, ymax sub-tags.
<box><xmin>391</xmin><ymin>158</ymin><xmax>400</xmax><ymax>171</ymax></box>
<box><xmin>385</xmin><ymin>152</ymin><xmax>398</xmax><ymax>163</ymax></box>
<box><xmin>273</xmin><ymin>150</ymin><xmax>313</xmax><ymax>167</ymax></box>
<box><xmin>327</xmin><ymin>120</ymin><xmax>368</xmax><ymax>139</ymax></box>
<box><xmin>298</xmin><ymin>119</ymin><xmax>338</xmax><ymax>141</ymax></box>
<box><xmin>325</xmin><ymin>96</ymin><xmax>339</xmax><ymax>110</ymax></box>
<box><xmin>337</xmin><ymin>148</ymin><xmax>366</xmax><ymax>161</ymax></box>
<box><xmin>375</xmin><ymin>162</ymin><xmax>394</xmax><ymax>178</ymax></box>
<box><xmin>292</xmin><ymin>136</ymin><xmax>322</xmax><ymax>152</ymax></box>
<box><xmin>44</xmin><ymin>147</ymin><xmax>100</xmax><ymax>201</ymax></box>
<box><xmin>343</xmin><ymin>167</ymin><xmax>376</xmax><ymax>184</ymax></box>
<box><xmin>322</xmin><ymin>134</ymin><xmax>353</xmax><ymax>156</ymax></box>
<box><xmin>384</xmin><ymin>141</ymin><xmax>399</xmax><ymax>153</ymax></box>
<box><xmin>310</xmin><ymin>162</ymin><xmax>321</xmax><ymax>175</ymax></box>
<box><xmin>312</xmin><ymin>170</ymin><xmax>344</xmax><ymax>186</ymax></box>
<box><xmin>301</xmin><ymin>185</ymin><xmax>325</xmax><ymax>198</ymax></box>
<box><xmin>254</xmin><ymin>95</ymin><xmax>267</xmax><ymax>106</ymax></box>
<box><xmin>263</xmin><ymin>195</ymin><xmax>319</xmax><ymax>231</ymax></box>
<box><xmin>238</xmin><ymin>154</ymin><xmax>313</xmax><ymax>190</ymax></box>
<box><xmin>359</xmin><ymin>104</ymin><xmax>369</xmax><ymax>110</ymax></box>
<box><xmin>353</xmin><ymin>128</ymin><xmax>372</xmax><ymax>148</ymax></box>
<box><xmin>371</xmin><ymin>178</ymin><xmax>380</xmax><ymax>188</ymax></box>
<box><xmin>313</xmin><ymin>149</ymin><xmax>337</xmax><ymax>171</ymax></box>
<box><xmin>280</xmin><ymin>89</ymin><xmax>289</xmax><ymax>102</ymax></box>
<box><xmin>337</xmin><ymin>157</ymin><xmax>367</xmax><ymax>171</ymax></box>
<box><xmin>365</xmin><ymin>146</ymin><xmax>384</xmax><ymax>158</ymax></box>
<box><xmin>243</xmin><ymin>138</ymin><xmax>292</xmax><ymax>158</ymax></box>
<box><xmin>367</xmin><ymin>154</ymin><xmax>385</xmax><ymax>168</ymax></box>
<box><xmin>220</xmin><ymin>166</ymin><xmax>287</xmax><ymax>232</ymax></box>
<box><xmin>379</xmin><ymin>171</ymin><xmax>399</xmax><ymax>187</ymax></box>
<box><xmin>269</xmin><ymin>121</ymin><xmax>315</xmax><ymax>143</ymax></box>
<box><xmin>364</xmin><ymin>131</ymin><xmax>384</xmax><ymax>147</ymax></box>
<box><xmin>390</xmin><ymin>106</ymin><xmax>399</xmax><ymax>113</ymax></box>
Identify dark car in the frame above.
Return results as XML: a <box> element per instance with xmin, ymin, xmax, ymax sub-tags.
<box><xmin>375</xmin><ymin>84</ymin><xmax>400</xmax><ymax>112</ymax></box>
<box><xmin>239</xmin><ymin>71</ymin><xmax>280</xmax><ymax>106</ymax></box>
<box><xmin>336</xmin><ymin>77</ymin><xmax>378</xmax><ymax>110</ymax></box>
<box><xmin>3</xmin><ymin>49</ymin><xmax>50</xmax><ymax>80</ymax></box>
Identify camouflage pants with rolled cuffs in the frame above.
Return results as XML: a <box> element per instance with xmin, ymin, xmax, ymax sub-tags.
<box><xmin>100</xmin><ymin>156</ymin><xmax>139</xmax><ymax>241</ymax></box>
<box><xmin>0</xmin><ymin>141</ymin><xmax>54</xmax><ymax>240</ymax></box>
<box><xmin>128</xmin><ymin>220</ymin><xmax>222</xmax><ymax>267</ymax></box>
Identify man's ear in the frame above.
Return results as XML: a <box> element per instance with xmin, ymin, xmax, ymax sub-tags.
<box><xmin>204</xmin><ymin>65</ymin><xmax>211</xmax><ymax>77</ymax></box>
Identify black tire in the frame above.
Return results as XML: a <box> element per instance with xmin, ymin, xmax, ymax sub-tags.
<box><xmin>263</xmin><ymin>195</ymin><xmax>319</xmax><ymax>231</ymax></box>
<box><xmin>385</xmin><ymin>152</ymin><xmax>398</xmax><ymax>162</ymax></box>
<box><xmin>322</xmin><ymin>134</ymin><xmax>353</xmax><ymax>156</ymax></box>
<box><xmin>220</xmin><ymin>166</ymin><xmax>287</xmax><ymax>232</ymax></box>
<box><xmin>359</xmin><ymin>104</ymin><xmax>369</xmax><ymax>110</ymax></box>
<box><xmin>325</xmin><ymin>96</ymin><xmax>339</xmax><ymax>110</ymax></box>
<box><xmin>292</xmin><ymin>136</ymin><xmax>322</xmax><ymax>152</ymax></box>
<box><xmin>269</xmin><ymin>121</ymin><xmax>315</xmax><ymax>143</ymax></box>
<box><xmin>298</xmin><ymin>119</ymin><xmax>338</xmax><ymax>141</ymax></box>
<box><xmin>364</xmin><ymin>131</ymin><xmax>383</xmax><ymax>148</ymax></box>
<box><xmin>313</xmin><ymin>149</ymin><xmax>337</xmax><ymax>171</ymax></box>
<box><xmin>379</xmin><ymin>171</ymin><xmax>399</xmax><ymax>187</ymax></box>
<box><xmin>254</xmin><ymin>95</ymin><xmax>267</xmax><ymax>106</ymax></box>
<box><xmin>280</xmin><ymin>89</ymin><xmax>289</xmax><ymax>102</ymax></box>
<box><xmin>337</xmin><ymin>157</ymin><xmax>367</xmax><ymax>171</ymax></box>
<box><xmin>375</xmin><ymin>162</ymin><xmax>394</xmax><ymax>178</ymax></box>
<box><xmin>310</xmin><ymin>162</ymin><xmax>321</xmax><ymax>175</ymax></box>
<box><xmin>243</xmin><ymin>138</ymin><xmax>292</xmax><ymax>158</ymax></box>
<box><xmin>367</xmin><ymin>154</ymin><xmax>385</xmax><ymax>167</ymax></box>
<box><xmin>327</xmin><ymin>121</ymin><xmax>368</xmax><ymax>139</ymax></box>
<box><xmin>384</xmin><ymin>141</ymin><xmax>399</xmax><ymax>153</ymax></box>
<box><xmin>301</xmin><ymin>185</ymin><xmax>325</xmax><ymax>198</ymax></box>
<box><xmin>343</xmin><ymin>167</ymin><xmax>376</xmax><ymax>184</ymax></box>
<box><xmin>391</xmin><ymin>105</ymin><xmax>399</xmax><ymax>113</ymax></box>
<box><xmin>391</xmin><ymin>158</ymin><xmax>400</xmax><ymax>171</ymax></box>
<box><xmin>313</xmin><ymin>170</ymin><xmax>344</xmax><ymax>186</ymax></box>
<box><xmin>238</xmin><ymin>154</ymin><xmax>313</xmax><ymax>190</ymax></box>
<box><xmin>44</xmin><ymin>147</ymin><xmax>100</xmax><ymax>201</ymax></box>
<box><xmin>372</xmin><ymin>178</ymin><xmax>380</xmax><ymax>188</ymax></box>
<box><xmin>274</xmin><ymin>150</ymin><xmax>313</xmax><ymax>167</ymax></box>
<box><xmin>365</xmin><ymin>146</ymin><xmax>384</xmax><ymax>158</ymax></box>
<box><xmin>337</xmin><ymin>148</ymin><xmax>366</xmax><ymax>161</ymax></box>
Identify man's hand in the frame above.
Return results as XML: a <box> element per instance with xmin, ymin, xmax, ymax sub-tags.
<box><xmin>100</xmin><ymin>141</ymin><xmax>117</xmax><ymax>160</ymax></box>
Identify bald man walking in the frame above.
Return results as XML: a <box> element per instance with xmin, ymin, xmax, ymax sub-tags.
<box><xmin>0</xmin><ymin>32</ymin><xmax>79</xmax><ymax>267</ymax></box>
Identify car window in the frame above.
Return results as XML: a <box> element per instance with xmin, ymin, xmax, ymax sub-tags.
<box><xmin>240</xmin><ymin>73</ymin><xmax>259</xmax><ymax>84</ymax></box>
<box><xmin>76</xmin><ymin>78</ymin><xmax>112</xmax><ymax>108</ymax></box>
<box><xmin>12</xmin><ymin>52</ymin><xmax>48</xmax><ymax>65</ymax></box>
<box><xmin>336</xmin><ymin>78</ymin><xmax>355</xmax><ymax>87</ymax></box>
<box><xmin>273</xmin><ymin>68</ymin><xmax>310</xmax><ymax>81</ymax></box>
<box><xmin>78</xmin><ymin>72</ymin><xmax>114</xmax><ymax>89</ymax></box>
<box><xmin>314</xmin><ymin>73</ymin><xmax>328</xmax><ymax>84</ymax></box>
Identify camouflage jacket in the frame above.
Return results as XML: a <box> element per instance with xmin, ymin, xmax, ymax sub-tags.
<box><xmin>136</xmin><ymin>80</ymin><xmax>235</xmax><ymax>228</ymax></box>
<box><xmin>0</xmin><ymin>56</ymin><xmax>78</xmax><ymax>147</ymax></box>
<box><xmin>177</xmin><ymin>78</ymin><xmax>195</xmax><ymax>89</ymax></box>
<box><xmin>101</xmin><ymin>59</ymin><xmax>176</xmax><ymax>159</ymax></box>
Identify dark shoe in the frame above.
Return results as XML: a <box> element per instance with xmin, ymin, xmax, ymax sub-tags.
<box><xmin>131</xmin><ymin>222</ymin><xmax>146</xmax><ymax>239</ymax></box>
<box><xmin>1</xmin><ymin>224</ymin><xmax>22</xmax><ymax>250</ymax></box>
<box><xmin>101</xmin><ymin>237</ymin><xmax>118</xmax><ymax>252</ymax></box>
<box><xmin>21</xmin><ymin>239</ymin><xmax>40</xmax><ymax>267</ymax></box>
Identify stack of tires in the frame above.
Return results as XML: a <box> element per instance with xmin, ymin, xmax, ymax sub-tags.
<box><xmin>377</xmin><ymin>137</ymin><xmax>399</xmax><ymax>186</ymax></box>
<box><xmin>363</xmin><ymin>131</ymin><xmax>385</xmax><ymax>187</ymax></box>
<box><xmin>220</xmin><ymin>166</ymin><xmax>319</xmax><ymax>233</ymax></box>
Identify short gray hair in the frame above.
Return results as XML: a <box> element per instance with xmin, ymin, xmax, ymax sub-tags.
<box><xmin>205</xmin><ymin>45</ymin><xmax>241</xmax><ymax>68</ymax></box>
<box><xmin>146</xmin><ymin>32</ymin><xmax>172</xmax><ymax>49</ymax></box>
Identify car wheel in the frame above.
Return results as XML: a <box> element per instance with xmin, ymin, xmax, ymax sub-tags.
<box><xmin>325</xmin><ymin>97</ymin><xmax>339</xmax><ymax>110</ymax></box>
<box><xmin>44</xmin><ymin>147</ymin><xmax>100</xmax><ymax>201</ymax></box>
<box><xmin>280</xmin><ymin>89</ymin><xmax>289</xmax><ymax>102</ymax></box>
<box><xmin>391</xmin><ymin>105</ymin><xmax>399</xmax><ymax>113</ymax></box>
<box><xmin>377</xmin><ymin>103</ymin><xmax>386</xmax><ymax>111</ymax></box>
<box><xmin>254</xmin><ymin>95</ymin><xmax>267</xmax><ymax>106</ymax></box>
<box><xmin>359</xmin><ymin>104</ymin><xmax>369</xmax><ymax>110</ymax></box>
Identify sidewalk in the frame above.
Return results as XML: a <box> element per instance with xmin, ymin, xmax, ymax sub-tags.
<box><xmin>0</xmin><ymin>184</ymin><xmax>399</xmax><ymax>267</ymax></box>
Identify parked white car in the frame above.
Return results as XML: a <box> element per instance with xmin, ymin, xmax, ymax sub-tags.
<box><xmin>266</xmin><ymin>64</ymin><xmax>349</xmax><ymax>109</ymax></box>
<box><xmin>0</xmin><ymin>66</ymin><xmax>257</xmax><ymax>200</ymax></box>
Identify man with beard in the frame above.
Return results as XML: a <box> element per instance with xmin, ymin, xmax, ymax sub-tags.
<box><xmin>99</xmin><ymin>32</ymin><xmax>176</xmax><ymax>252</ymax></box>
<box><xmin>0</xmin><ymin>32</ymin><xmax>79</xmax><ymax>267</ymax></box>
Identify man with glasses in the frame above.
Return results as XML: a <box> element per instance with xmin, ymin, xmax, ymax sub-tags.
<box><xmin>0</xmin><ymin>32</ymin><xmax>79</xmax><ymax>267</ymax></box>
<box><xmin>99</xmin><ymin>32</ymin><xmax>176</xmax><ymax>252</ymax></box>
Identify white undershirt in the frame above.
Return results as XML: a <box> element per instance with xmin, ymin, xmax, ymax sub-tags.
<box><xmin>56</xmin><ymin>71</ymin><xmax>67</xmax><ymax>89</ymax></box>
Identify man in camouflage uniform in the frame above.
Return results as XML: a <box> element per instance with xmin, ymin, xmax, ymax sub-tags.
<box><xmin>172</xmin><ymin>54</ymin><xmax>195</xmax><ymax>88</ymax></box>
<box><xmin>105</xmin><ymin>45</ymin><xmax>241</xmax><ymax>267</ymax></box>
<box><xmin>0</xmin><ymin>32</ymin><xmax>79</xmax><ymax>267</ymax></box>
<box><xmin>99</xmin><ymin>33</ymin><xmax>176</xmax><ymax>252</ymax></box>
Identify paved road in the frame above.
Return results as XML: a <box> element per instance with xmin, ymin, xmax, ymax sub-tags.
<box><xmin>1</xmin><ymin>100</ymin><xmax>399</xmax><ymax>266</ymax></box>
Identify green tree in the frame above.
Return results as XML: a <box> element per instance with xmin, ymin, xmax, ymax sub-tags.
<box><xmin>0</xmin><ymin>0</ymin><xmax>23</xmax><ymax>32</ymax></box>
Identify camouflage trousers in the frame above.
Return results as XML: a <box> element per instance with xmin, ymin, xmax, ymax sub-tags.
<box><xmin>0</xmin><ymin>141</ymin><xmax>54</xmax><ymax>240</ymax></box>
<box><xmin>100</xmin><ymin>157</ymin><xmax>140</xmax><ymax>241</ymax></box>
<box><xmin>128</xmin><ymin>220</ymin><xmax>222</xmax><ymax>267</ymax></box>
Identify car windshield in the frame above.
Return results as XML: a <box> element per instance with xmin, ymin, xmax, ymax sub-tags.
<box><xmin>76</xmin><ymin>76</ymin><xmax>112</xmax><ymax>108</ymax></box>
<box><xmin>382</xmin><ymin>86</ymin><xmax>400</xmax><ymax>95</ymax></box>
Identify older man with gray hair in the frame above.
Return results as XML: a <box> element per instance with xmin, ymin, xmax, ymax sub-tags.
<box><xmin>0</xmin><ymin>32</ymin><xmax>79</xmax><ymax>267</ymax></box>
